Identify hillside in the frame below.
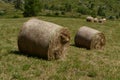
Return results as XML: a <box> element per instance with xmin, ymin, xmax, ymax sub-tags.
<box><xmin>40</xmin><ymin>0</ymin><xmax>120</xmax><ymax>19</ymax></box>
<box><xmin>1</xmin><ymin>0</ymin><xmax>120</xmax><ymax>19</ymax></box>
<box><xmin>0</xmin><ymin>0</ymin><xmax>23</xmax><ymax>18</ymax></box>
<box><xmin>0</xmin><ymin>0</ymin><xmax>14</xmax><ymax>17</ymax></box>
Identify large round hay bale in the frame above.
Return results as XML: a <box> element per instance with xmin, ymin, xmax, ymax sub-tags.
<box><xmin>18</xmin><ymin>18</ymin><xmax>70</xmax><ymax>60</ymax></box>
<box><xmin>74</xmin><ymin>26</ymin><xmax>105</xmax><ymax>49</ymax></box>
<box><xmin>86</xmin><ymin>16</ymin><xmax>94</xmax><ymax>22</ymax></box>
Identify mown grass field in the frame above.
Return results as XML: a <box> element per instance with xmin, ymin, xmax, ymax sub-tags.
<box><xmin>0</xmin><ymin>16</ymin><xmax>120</xmax><ymax>80</ymax></box>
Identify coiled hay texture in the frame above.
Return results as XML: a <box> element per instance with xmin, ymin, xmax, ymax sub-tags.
<box><xmin>74</xmin><ymin>26</ymin><xmax>105</xmax><ymax>49</ymax></box>
<box><xmin>18</xmin><ymin>18</ymin><xmax>70</xmax><ymax>60</ymax></box>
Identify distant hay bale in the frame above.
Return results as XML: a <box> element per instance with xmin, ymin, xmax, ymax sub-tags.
<box><xmin>18</xmin><ymin>18</ymin><xmax>70</xmax><ymax>60</ymax></box>
<box><xmin>74</xmin><ymin>26</ymin><xmax>105</xmax><ymax>49</ymax></box>
<box><xmin>98</xmin><ymin>19</ymin><xmax>103</xmax><ymax>23</ymax></box>
<box><xmin>102</xmin><ymin>18</ymin><xmax>106</xmax><ymax>22</ymax></box>
<box><xmin>86</xmin><ymin>16</ymin><xmax>94</xmax><ymax>22</ymax></box>
<box><xmin>98</xmin><ymin>18</ymin><xmax>106</xmax><ymax>23</ymax></box>
<box><xmin>94</xmin><ymin>18</ymin><xmax>98</xmax><ymax>22</ymax></box>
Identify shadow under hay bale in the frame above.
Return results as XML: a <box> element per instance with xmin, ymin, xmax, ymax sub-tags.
<box><xmin>74</xmin><ymin>26</ymin><xmax>105</xmax><ymax>50</ymax></box>
<box><xmin>70</xmin><ymin>44</ymin><xmax>90</xmax><ymax>50</ymax></box>
<box><xmin>10</xmin><ymin>50</ymin><xmax>47</xmax><ymax>60</ymax></box>
<box><xmin>18</xmin><ymin>18</ymin><xmax>70</xmax><ymax>60</ymax></box>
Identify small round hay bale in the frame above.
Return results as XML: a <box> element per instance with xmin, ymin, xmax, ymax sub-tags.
<box><xmin>102</xmin><ymin>18</ymin><xmax>106</xmax><ymax>22</ymax></box>
<box><xmin>18</xmin><ymin>18</ymin><xmax>70</xmax><ymax>60</ymax></box>
<box><xmin>74</xmin><ymin>26</ymin><xmax>105</xmax><ymax>49</ymax></box>
<box><xmin>98</xmin><ymin>19</ymin><xmax>104</xmax><ymax>23</ymax></box>
<box><xmin>94</xmin><ymin>18</ymin><xmax>98</xmax><ymax>22</ymax></box>
<box><xmin>86</xmin><ymin>16</ymin><xmax>94</xmax><ymax>22</ymax></box>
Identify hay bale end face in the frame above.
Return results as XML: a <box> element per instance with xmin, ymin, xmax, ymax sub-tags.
<box><xmin>18</xmin><ymin>18</ymin><xmax>70</xmax><ymax>60</ymax></box>
<box><xmin>74</xmin><ymin>26</ymin><xmax>105</xmax><ymax>49</ymax></box>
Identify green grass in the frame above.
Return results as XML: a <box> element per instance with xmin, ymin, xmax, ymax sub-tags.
<box><xmin>0</xmin><ymin>16</ymin><xmax>120</xmax><ymax>80</ymax></box>
<box><xmin>0</xmin><ymin>1</ymin><xmax>23</xmax><ymax>18</ymax></box>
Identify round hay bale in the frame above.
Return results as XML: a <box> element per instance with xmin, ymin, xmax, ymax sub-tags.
<box><xmin>74</xmin><ymin>26</ymin><xmax>105</xmax><ymax>49</ymax></box>
<box><xmin>98</xmin><ymin>19</ymin><xmax>104</xmax><ymax>23</ymax></box>
<box><xmin>102</xmin><ymin>18</ymin><xmax>106</xmax><ymax>22</ymax></box>
<box><xmin>18</xmin><ymin>18</ymin><xmax>70</xmax><ymax>60</ymax></box>
<box><xmin>94</xmin><ymin>18</ymin><xmax>98</xmax><ymax>22</ymax></box>
<box><xmin>86</xmin><ymin>16</ymin><xmax>94</xmax><ymax>22</ymax></box>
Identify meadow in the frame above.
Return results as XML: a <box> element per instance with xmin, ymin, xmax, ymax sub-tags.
<box><xmin>0</xmin><ymin>16</ymin><xmax>120</xmax><ymax>80</ymax></box>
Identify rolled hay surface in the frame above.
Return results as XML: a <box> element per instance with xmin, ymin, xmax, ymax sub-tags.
<box><xmin>74</xmin><ymin>26</ymin><xmax>105</xmax><ymax>49</ymax></box>
<box><xmin>18</xmin><ymin>18</ymin><xmax>70</xmax><ymax>60</ymax></box>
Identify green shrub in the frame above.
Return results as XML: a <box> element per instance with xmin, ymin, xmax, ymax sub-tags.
<box><xmin>46</xmin><ymin>12</ymin><xmax>52</xmax><ymax>16</ymax></box>
<box><xmin>108</xmin><ymin>16</ymin><xmax>116</xmax><ymax>20</ymax></box>
<box><xmin>54</xmin><ymin>12</ymin><xmax>59</xmax><ymax>16</ymax></box>
<box><xmin>23</xmin><ymin>0</ymin><xmax>41</xmax><ymax>17</ymax></box>
<box><xmin>0</xmin><ymin>10</ymin><xmax>6</xmax><ymax>16</ymax></box>
<box><xmin>77</xmin><ymin>6</ymin><xmax>90</xmax><ymax>15</ymax></box>
<box><xmin>61</xmin><ymin>11</ymin><xmax>65</xmax><ymax>15</ymax></box>
<box><xmin>64</xmin><ymin>3</ymin><xmax>72</xmax><ymax>12</ymax></box>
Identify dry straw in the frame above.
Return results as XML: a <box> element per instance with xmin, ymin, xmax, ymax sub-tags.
<box><xmin>74</xmin><ymin>26</ymin><xmax>105</xmax><ymax>49</ymax></box>
<box><xmin>18</xmin><ymin>18</ymin><xmax>70</xmax><ymax>60</ymax></box>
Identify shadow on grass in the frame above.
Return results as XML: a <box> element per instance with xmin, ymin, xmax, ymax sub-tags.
<box><xmin>70</xmin><ymin>44</ymin><xmax>90</xmax><ymax>50</ymax></box>
<box><xmin>10</xmin><ymin>50</ymin><xmax>48</xmax><ymax>60</ymax></box>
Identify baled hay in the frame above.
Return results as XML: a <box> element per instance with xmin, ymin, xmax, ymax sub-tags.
<box><xmin>18</xmin><ymin>18</ymin><xmax>70</xmax><ymax>60</ymax></box>
<box><xmin>74</xmin><ymin>26</ymin><xmax>105</xmax><ymax>49</ymax></box>
<box><xmin>94</xmin><ymin>18</ymin><xmax>98</xmax><ymax>22</ymax></box>
<box><xmin>86</xmin><ymin>16</ymin><xmax>94</xmax><ymax>22</ymax></box>
<box><xmin>102</xmin><ymin>18</ymin><xmax>106</xmax><ymax>22</ymax></box>
<box><xmin>98</xmin><ymin>19</ymin><xmax>104</xmax><ymax>23</ymax></box>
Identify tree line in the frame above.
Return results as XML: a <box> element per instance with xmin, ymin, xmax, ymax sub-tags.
<box><xmin>1</xmin><ymin>0</ymin><xmax>120</xmax><ymax>19</ymax></box>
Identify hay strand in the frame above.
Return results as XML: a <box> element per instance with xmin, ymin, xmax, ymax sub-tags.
<box><xmin>74</xmin><ymin>26</ymin><xmax>105</xmax><ymax>49</ymax></box>
<box><xmin>18</xmin><ymin>18</ymin><xmax>70</xmax><ymax>60</ymax></box>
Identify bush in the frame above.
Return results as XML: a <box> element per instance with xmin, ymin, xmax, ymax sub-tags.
<box><xmin>91</xmin><ymin>9</ymin><xmax>97</xmax><ymax>17</ymax></box>
<box><xmin>12</xmin><ymin>15</ymin><xmax>20</xmax><ymax>18</ymax></box>
<box><xmin>46</xmin><ymin>12</ymin><xmax>51</xmax><ymax>16</ymax></box>
<box><xmin>97</xmin><ymin>6</ymin><xmax>105</xmax><ymax>17</ymax></box>
<box><xmin>61</xmin><ymin>11</ymin><xmax>65</xmax><ymax>15</ymax></box>
<box><xmin>0</xmin><ymin>10</ymin><xmax>6</xmax><ymax>16</ymax></box>
<box><xmin>23</xmin><ymin>0</ymin><xmax>41</xmax><ymax>17</ymax></box>
<box><xmin>77</xmin><ymin>6</ymin><xmax>90</xmax><ymax>15</ymax></box>
<box><xmin>54</xmin><ymin>12</ymin><xmax>59</xmax><ymax>16</ymax></box>
<box><xmin>108</xmin><ymin>16</ymin><xmax>116</xmax><ymax>20</ymax></box>
<box><xmin>64</xmin><ymin>3</ymin><xmax>72</xmax><ymax>12</ymax></box>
